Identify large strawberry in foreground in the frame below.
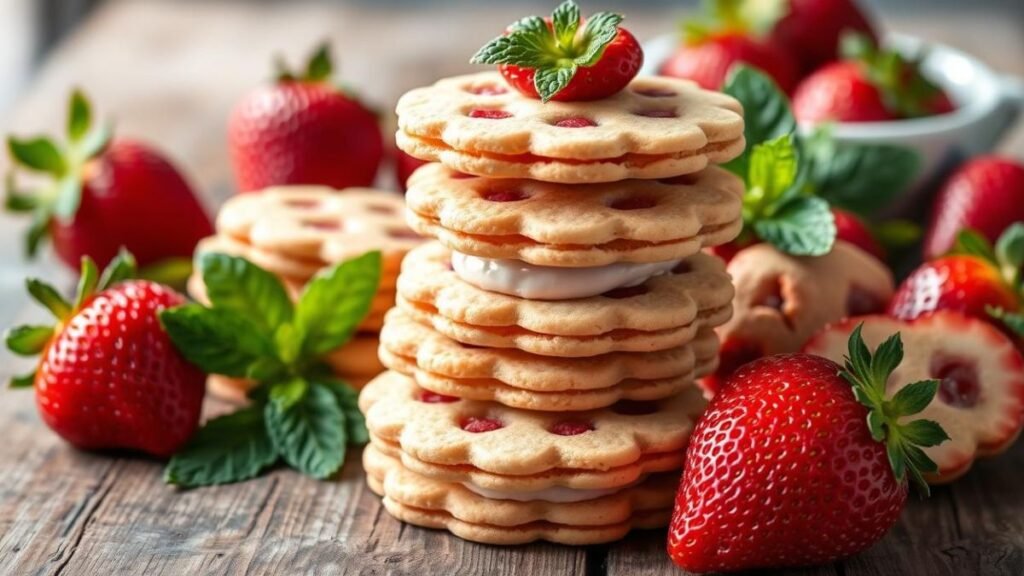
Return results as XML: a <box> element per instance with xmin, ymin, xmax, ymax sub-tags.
<box><xmin>229</xmin><ymin>43</ymin><xmax>384</xmax><ymax>192</ymax></box>
<box><xmin>471</xmin><ymin>0</ymin><xmax>643</xmax><ymax>102</ymax></box>
<box><xmin>6</xmin><ymin>90</ymin><xmax>213</xmax><ymax>273</ymax></box>
<box><xmin>4</xmin><ymin>252</ymin><xmax>205</xmax><ymax>456</ymax></box>
<box><xmin>670</xmin><ymin>326</ymin><xmax>947</xmax><ymax>572</ymax></box>
<box><xmin>806</xmin><ymin>313</ymin><xmax>1024</xmax><ymax>482</ymax></box>
<box><xmin>923</xmin><ymin>156</ymin><xmax>1024</xmax><ymax>260</ymax></box>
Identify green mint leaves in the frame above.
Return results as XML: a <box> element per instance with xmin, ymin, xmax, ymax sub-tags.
<box><xmin>841</xmin><ymin>324</ymin><xmax>949</xmax><ymax>496</ymax></box>
<box><xmin>5</xmin><ymin>89</ymin><xmax>113</xmax><ymax>258</ymax></box>
<box><xmin>721</xmin><ymin>65</ymin><xmax>921</xmax><ymax>256</ymax></box>
<box><xmin>471</xmin><ymin>1</ymin><xmax>624</xmax><ymax>102</ymax></box>
<box><xmin>4</xmin><ymin>249</ymin><xmax>137</xmax><ymax>388</ymax></box>
<box><xmin>161</xmin><ymin>251</ymin><xmax>382</xmax><ymax>487</ymax></box>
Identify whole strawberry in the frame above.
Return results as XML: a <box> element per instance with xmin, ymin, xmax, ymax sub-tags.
<box><xmin>395</xmin><ymin>148</ymin><xmax>427</xmax><ymax>193</ymax></box>
<box><xmin>833</xmin><ymin>207</ymin><xmax>884</xmax><ymax>260</ymax></box>
<box><xmin>4</xmin><ymin>252</ymin><xmax>205</xmax><ymax>456</ymax></box>
<box><xmin>229</xmin><ymin>43</ymin><xmax>384</xmax><ymax>192</ymax></box>
<box><xmin>889</xmin><ymin>226</ymin><xmax>1024</xmax><ymax>339</ymax></box>
<box><xmin>793</xmin><ymin>33</ymin><xmax>954</xmax><ymax>123</ymax></box>
<box><xmin>471</xmin><ymin>1</ymin><xmax>643</xmax><ymax>102</ymax></box>
<box><xmin>669</xmin><ymin>326</ymin><xmax>947</xmax><ymax>572</ymax></box>
<box><xmin>659</xmin><ymin>0</ymin><xmax>799</xmax><ymax>93</ymax></box>
<box><xmin>924</xmin><ymin>156</ymin><xmax>1024</xmax><ymax>260</ymax></box>
<box><xmin>771</xmin><ymin>0</ymin><xmax>878</xmax><ymax>72</ymax></box>
<box><xmin>6</xmin><ymin>90</ymin><xmax>213</xmax><ymax>272</ymax></box>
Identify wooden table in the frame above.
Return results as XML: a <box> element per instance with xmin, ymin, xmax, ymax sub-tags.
<box><xmin>1</xmin><ymin>2</ymin><xmax>1023</xmax><ymax>574</ymax></box>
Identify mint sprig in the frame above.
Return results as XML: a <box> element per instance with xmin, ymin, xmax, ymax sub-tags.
<box><xmin>5</xmin><ymin>89</ymin><xmax>113</xmax><ymax>259</ymax></box>
<box><xmin>160</xmin><ymin>251</ymin><xmax>382</xmax><ymax>487</ymax></box>
<box><xmin>841</xmin><ymin>324</ymin><xmax>950</xmax><ymax>496</ymax></box>
<box><xmin>470</xmin><ymin>0</ymin><xmax>624</xmax><ymax>102</ymax></box>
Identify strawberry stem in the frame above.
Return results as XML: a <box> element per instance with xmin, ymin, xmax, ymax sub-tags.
<box><xmin>840</xmin><ymin>324</ymin><xmax>949</xmax><ymax>496</ymax></box>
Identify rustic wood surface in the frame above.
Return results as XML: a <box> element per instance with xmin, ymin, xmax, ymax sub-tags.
<box><xmin>0</xmin><ymin>1</ymin><xmax>1022</xmax><ymax>575</ymax></box>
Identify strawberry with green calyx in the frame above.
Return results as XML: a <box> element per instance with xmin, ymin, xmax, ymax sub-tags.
<box><xmin>159</xmin><ymin>250</ymin><xmax>381</xmax><ymax>486</ymax></box>
<box><xmin>229</xmin><ymin>43</ymin><xmax>384</xmax><ymax>193</ymax></box>
<box><xmin>470</xmin><ymin>0</ymin><xmax>643</xmax><ymax>103</ymax></box>
<box><xmin>793</xmin><ymin>32</ymin><xmax>954</xmax><ymax>123</ymax></box>
<box><xmin>660</xmin><ymin>0</ymin><xmax>800</xmax><ymax>94</ymax></box>
<box><xmin>6</xmin><ymin>91</ymin><xmax>213</xmax><ymax>278</ymax></box>
<box><xmin>5</xmin><ymin>250</ymin><xmax>206</xmax><ymax>456</ymax></box>
<box><xmin>890</xmin><ymin>225</ymin><xmax>1024</xmax><ymax>340</ymax></box>
<box><xmin>669</xmin><ymin>325</ymin><xmax>948</xmax><ymax>572</ymax></box>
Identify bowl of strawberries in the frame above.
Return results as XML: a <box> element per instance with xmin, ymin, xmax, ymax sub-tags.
<box><xmin>642</xmin><ymin>0</ymin><xmax>1024</xmax><ymax>214</ymax></box>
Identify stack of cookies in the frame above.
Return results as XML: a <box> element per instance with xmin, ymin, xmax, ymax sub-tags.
<box><xmin>360</xmin><ymin>71</ymin><xmax>746</xmax><ymax>545</ymax></box>
<box><xmin>188</xmin><ymin>186</ymin><xmax>423</xmax><ymax>400</ymax></box>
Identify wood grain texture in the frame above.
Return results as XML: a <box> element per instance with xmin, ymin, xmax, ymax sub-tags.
<box><xmin>0</xmin><ymin>1</ymin><xmax>1022</xmax><ymax>575</ymax></box>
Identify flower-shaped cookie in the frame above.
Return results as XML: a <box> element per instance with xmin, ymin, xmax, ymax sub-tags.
<box><xmin>804</xmin><ymin>312</ymin><xmax>1024</xmax><ymax>483</ymax></box>
<box><xmin>405</xmin><ymin>163</ymin><xmax>743</xmax><ymax>266</ymax></box>
<box><xmin>396</xmin><ymin>72</ymin><xmax>745</xmax><ymax>183</ymax></box>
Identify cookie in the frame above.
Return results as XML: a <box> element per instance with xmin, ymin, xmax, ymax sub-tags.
<box><xmin>359</xmin><ymin>371</ymin><xmax>705</xmax><ymax>478</ymax></box>
<box><xmin>396</xmin><ymin>72</ymin><xmax>745</xmax><ymax>183</ymax></box>
<box><xmin>395</xmin><ymin>243</ymin><xmax>732</xmax><ymax>356</ymax></box>
<box><xmin>405</xmin><ymin>163</ymin><xmax>743</xmax><ymax>267</ymax></box>
<box><xmin>380</xmin><ymin>309</ymin><xmax>718</xmax><ymax>411</ymax></box>
<box><xmin>364</xmin><ymin>445</ymin><xmax>675</xmax><ymax>545</ymax></box>
<box><xmin>215</xmin><ymin>186</ymin><xmax>423</xmax><ymax>275</ymax></box>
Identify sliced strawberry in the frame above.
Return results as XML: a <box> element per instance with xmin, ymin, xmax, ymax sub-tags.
<box><xmin>805</xmin><ymin>312</ymin><xmax>1024</xmax><ymax>482</ymax></box>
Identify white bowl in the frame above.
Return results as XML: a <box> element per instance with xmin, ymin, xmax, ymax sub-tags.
<box><xmin>642</xmin><ymin>33</ymin><xmax>1024</xmax><ymax>214</ymax></box>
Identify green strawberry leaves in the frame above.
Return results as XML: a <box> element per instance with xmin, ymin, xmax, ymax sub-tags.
<box><xmin>5</xmin><ymin>89</ymin><xmax>114</xmax><ymax>260</ymax></box>
<box><xmin>840</xmin><ymin>324</ymin><xmax>949</xmax><ymax>496</ymax></box>
<box><xmin>471</xmin><ymin>1</ymin><xmax>624</xmax><ymax>102</ymax></box>
<box><xmin>276</xmin><ymin>42</ymin><xmax>335</xmax><ymax>84</ymax></box>
<box><xmin>164</xmin><ymin>406</ymin><xmax>277</xmax><ymax>487</ymax></box>
<box><xmin>841</xmin><ymin>32</ymin><xmax>946</xmax><ymax>119</ymax></box>
<box><xmin>950</xmin><ymin>224</ymin><xmax>1024</xmax><ymax>337</ymax></box>
<box><xmin>160</xmin><ymin>251</ymin><xmax>381</xmax><ymax>487</ymax></box>
<box><xmin>5</xmin><ymin>251</ymin><xmax>138</xmax><ymax>388</ymax></box>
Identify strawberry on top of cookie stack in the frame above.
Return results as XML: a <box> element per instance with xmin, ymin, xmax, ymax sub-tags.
<box><xmin>361</xmin><ymin>1</ymin><xmax>746</xmax><ymax>545</ymax></box>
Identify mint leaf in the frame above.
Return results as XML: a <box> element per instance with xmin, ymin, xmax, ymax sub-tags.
<box><xmin>68</xmin><ymin>90</ymin><xmax>92</xmax><ymax>143</ymax></box>
<box><xmin>98</xmin><ymin>249</ymin><xmax>137</xmax><ymax>290</ymax></box>
<box><xmin>270</xmin><ymin>377</ymin><xmax>309</xmax><ymax>412</ymax></box>
<box><xmin>471</xmin><ymin>16</ymin><xmax>551</xmax><ymax>68</ymax></box>
<box><xmin>265</xmin><ymin>381</ymin><xmax>347</xmax><ymax>479</ymax></box>
<box><xmin>7</xmin><ymin>137</ymin><xmax>66</xmax><ymax>176</ymax></box>
<box><xmin>534</xmin><ymin>67</ymin><xmax>577</xmax><ymax>103</ymax></box>
<box><xmin>576</xmin><ymin>11</ymin><xmax>623</xmax><ymax>66</ymax></box>
<box><xmin>199</xmin><ymin>253</ymin><xmax>293</xmax><ymax>335</ymax></box>
<box><xmin>722</xmin><ymin>66</ymin><xmax>795</xmax><ymax>178</ymax></box>
<box><xmin>160</xmin><ymin>304</ymin><xmax>278</xmax><ymax>377</ymax></box>
<box><xmin>798</xmin><ymin>129</ymin><xmax>920</xmax><ymax>214</ymax></box>
<box><xmin>552</xmin><ymin>0</ymin><xmax>581</xmax><ymax>47</ymax></box>
<box><xmin>319</xmin><ymin>378</ymin><xmax>368</xmax><ymax>445</ymax></box>
<box><xmin>295</xmin><ymin>251</ymin><xmax>381</xmax><ymax>358</ymax></box>
<box><xmin>164</xmin><ymin>406</ymin><xmax>278</xmax><ymax>487</ymax></box>
<box><xmin>754</xmin><ymin>196</ymin><xmax>836</xmax><ymax>256</ymax></box>
<box><xmin>5</xmin><ymin>325</ymin><xmax>53</xmax><ymax>356</ymax></box>
<box><xmin>747</xmin><ymin>134</ymin><xmax>798</xmax><ymax>207</ymax></box>
<box><xmin>26</xmin><ymin>278</ymin><xmax>72</xmax><ymax>320</ymax></box>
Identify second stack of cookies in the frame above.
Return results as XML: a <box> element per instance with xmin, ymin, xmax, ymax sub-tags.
<box><xmin>361</xmin><ymin>72</ymin><xmax>746</xmax><ymax>545</ymax></box>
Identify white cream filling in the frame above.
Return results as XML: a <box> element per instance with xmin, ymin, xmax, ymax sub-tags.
<box><xmin>460</xmin><ymin>483</ymin><xmax>625</xmax><ymax>503</ymax></box>
<box><xmin>451</xmin><ymin>252</ymin><xmax>682</xmax><ymax>300</ymax></box>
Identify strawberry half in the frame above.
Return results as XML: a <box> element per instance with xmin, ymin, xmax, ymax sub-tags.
<box><xmin>793</xmin><ymin>33</ymin><xmax>955</xmax><ymax>123</ymax></box>
<box><xmin>670</xmin><ymin>325</ymin><xmax>948</xmax><ymax>572</ymax></box>
<box><xmin>4</xmin><ymin>252</ymin><xmax>206</xmax><ymax>457</ymax></box>
<box><xmin>889</xmin><ymin>226</ymin><xmax>1024</xmax><ymax>342</ymax></box>
<box><xmin>471</xmin><ymin>1</ymin><xmax>643</xmax><ymax>102</ymax></box>
<box><xmin>5</xmin><ymin>90</ymin><xmax>213</xmax><ymax>274</ymax></box>
<box><xmin>229</xmin><ymin>43</ymin><xmax>384</xmax><ymax>192</ymax></box>
<box><xmin>924</xmin><ymin>156</ymin><xmax>1024</xmax><ymax>260</ymax></box>
<box><xmin>805</xmin><ymin>313</ymin><xmax>1024</xmax><ymax>482</ymax></box>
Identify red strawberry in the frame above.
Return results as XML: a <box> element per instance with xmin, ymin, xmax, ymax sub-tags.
<box><xmin>771</xmin><ymin>0</ymin><xmax>878</xmax><ymax>72</ymax></box>
<box><xmin>5</xmin><ymin>91</ymin><xmax>213</xmax><ymax>273</ymax></box>
<box><xmin>660</xmin><ymin>32</ymin><xmax>799</xmax><ymax>94</ymax></box>
<box><xmin>229</xmin><ymin>44</ymin><xmax>384</xmax><ymax>192</ymax></box>
<box><xmin>833</xmin><ymin>207</ymin><xmax>885</xmax><ymax>260</ymax></box>
<box><xmin>395</xmin><ymin>149</ymin><xmax>428</xmax><ymax>193</ymax></box>
<box><xmin>793</xmin><ymin>33</ymin><xmax>954</xmax><ymax>123</ymax></box>
<box><xmin>4</xmin><ymin>253</ymin><xmax>206</xmax><ymax>457</ymax></box>
<box><xmin>889</xmin><ymin>226</ymin><xmax>1024</xmax><ymax>340</ymax></box>
<box><xmin>471</xmin><ymin>1</ymin><xmax>643</xmax><ymax>102</ymax></box>
<box><xmin>805</xmin><ymin>313</ymin><xmax>1024</xmax><ymax>481</ymax></box>
<box><xmin>924</xmin><ymin>156</ymin><xmax>1024</xmax><ymax>260</ymax></box>
<box><xmin>670</xmin><ymin>326</ymin><xmax>948</xmax><ymax>572</ymax></box>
